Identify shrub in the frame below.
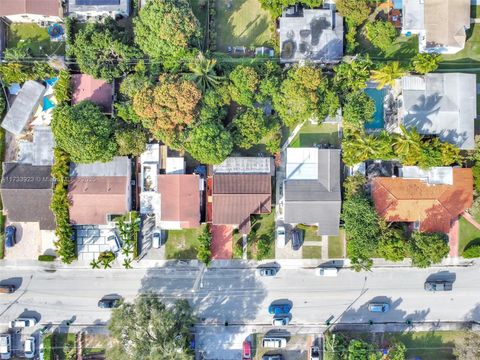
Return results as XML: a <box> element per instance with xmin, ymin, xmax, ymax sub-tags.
<box><xmin>43</xmin><ymin>334</ymin><xmax>53</xmax><ymax>360</ymax></box>
<box><xmin>197</xmin><ymin>226</ymin><xmax>212</xmax><ymax>265</ymax></box>
<box><xmin>256</xmin><ymin>234</ymin><xmax>273</xmax><ymax>260</ymax></box>
<box><xmin>54</xmin><ymin>70</ymin><xmax>71</xmax><ymax>105</ymax></box>
<box><xmin>38</xmin><ymin>254</ymin><xmax>56</xmax><ymax>262</ymax></box>
<box><xmin>463</xmin><ymin>244</ymin><xmax>480</xmax><ymax>258</ymax></box>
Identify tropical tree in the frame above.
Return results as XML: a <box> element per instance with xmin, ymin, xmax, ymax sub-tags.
<box><xmin>197</xmin><ymin>226</ymin><xmax>212</xmax><ymax>265</ymax></box>
<box><xmin>115</xmin><ymin>126</ymin><xmax>148</xmax><ymax>156</ymax></box>
<box><xmin>342</xmin><ymin>91</ymin><xmax>375</xmax><ymax>128</ymax></box>
<box><xmin>232</xmin><ymin>108</ymin><xmax>268</xmax><ymax>149</ymax></box>
<box><xmin>377</xmin><ymin>222</ymin><xmax>408</xmax><ymax>262</ymax></box>
<box><xmin>409</xmin><ymin>232</ymin><xmax>450</xmax><ymax>268</ymax></box>
<box><xmin>371</xmin><ymin>61</ymin><xmax>406</xmax><ymax>89</ymax></box>
<box><xmin>228</xmin><ymin>65</ymin><xmax>260</xmax><ymax>107</ymax></box>
<box><xmin>185</xmin><ymin>53</ymin><xmax>224</xmax><ymax>92</ymax></box>
<box><xmin>334</xmin><ymin>56</ymin><xmax>373</xmax><ymax>94</ymax></box>
<box><xmin>411</xmin><ymin>53</ymin><xmax>440</xmax><ymax>74</ymax></box>
<box><xmin>392</xmin><ymin>125</ymin><xmax>423</xmax><ymax>164</ymax></box>
<box><xmin>365</xmin><ymin>21</ymin><xmax>397</xmax><ymax>52</ymax></box>
<box><xmin>336</xmin><ymin>0</ymin><xmax>371</xmax><ymax>26</ymax></box>
<box><xmin>342</xmin><ymin>132</ymin><xmax>378</xmax><ymax>165</ymax></box>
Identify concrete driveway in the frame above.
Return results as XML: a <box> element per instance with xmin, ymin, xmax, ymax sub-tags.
<box><xmin>138</xmin><ymin>215</ymin><xmax>165</xmax><ymax>260</ymax></box>
<box><xmin>4</xmin><ymin>222</ymin><xmax>42</xmax><ymax>260</ymax></box>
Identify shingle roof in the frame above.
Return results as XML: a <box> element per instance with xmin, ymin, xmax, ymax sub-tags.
<box><xmin>0</xmin><ymin>0</ymin><xmax>61</xmax><ymax>17</ymax></box>
<box><xmin>0</xmin><ymin>163</ymin><xmax>55</xmax><ymax>230</ymax></box>
<box><xmin>371</xmin><ymin>168</ymin><xmax>473</xmax><ymax>233</ymax></box>
<box><xmin>71</xmin><ymin>74</ymin><xmax>113</xmax><ymax>113</ymax></box>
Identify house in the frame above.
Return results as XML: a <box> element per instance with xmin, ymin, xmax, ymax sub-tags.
<box><xmin>400</xmin><ymin>73</ymin><xmax>476</xmax><ymax>150</ymax></box>
<box><xmin>0</xmin><ymin>0</ymin><xmax>63</xmax><ymax>23</ymax></box>
<box><xmin>0</xmin><ymin>163</ymin><xmax>55</xmax><ymax>230</ymax></box>
<box><xmin>1</xmin><ymin>81</ymin><xmax>46</xmax><ymax>135</ymax></box>
<box><xmin>279</xmin><ymin>7</ymin><xmax>343</xmax><ymax>63</ymax></box>
<box><xmin>17</xmin><ymin>126</ymin><xmax>55</xmax><ymax>166</ymax></box>
<box><xmin>71</xmin><ymin>74</ymin><xmax>113</xmax><ymax>113</ymax></box>
<box><xmin>402</xmin><ymin>0</ymin><xmax>470</xmax><ymax>54</ymax></box>
<box><xmin>68</xmin><ymin>157</ymin><xmax>131</xmax><ymax>225</ymax></box>
<box><xmin>139</xmin><ymin>144</ymin><xmax>202</xmax><ymax>229</ymax></box>
<box><xmin>371</xmin><ymin>166</ymin><xmax>473</xmax><ymax>234</ymax></box>
<box><xmin>283</xmin><ymin>148</ymin><xmax>341</xmax><ymax>236</ymax></box>
<box><xmin>67</xmin><ymin>0</ymin><xmax>130</xmax><ymax>21</ymax></box>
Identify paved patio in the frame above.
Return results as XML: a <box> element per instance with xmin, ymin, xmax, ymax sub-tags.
<box><xmin>76</xmin><ymin>224</ymin><xmax>116</xmax><ymax>261</ymax></box>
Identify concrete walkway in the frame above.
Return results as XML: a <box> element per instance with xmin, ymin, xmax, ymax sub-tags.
<box><xmin>448</xmin><ymin>217</ymin><xmax>459</xmax><ymax>258</ymax></box>
<box><xmin>321</xmin><ymin>235</ymin><xmax>329</xmax><ymax>260</ymax></box>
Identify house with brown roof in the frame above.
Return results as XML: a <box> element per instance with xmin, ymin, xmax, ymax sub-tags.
<box><xmin>371</xmin><ymin>166</ymin><xmax>473</xmax><ymax>234</ymax></box>
<box><xmin>0</xmin><ymin>0</ymin><xmax>63</xmax><ymax>23</ymax></box>
<box><xmin>68</xmin><ymin>157</ymin><xmax>131</xmax><ymax>225</ymax></box>
<box><xmin>71</xmin><ymin>74</ymin><xmax>113</xmax><ymax>113</ymax></box>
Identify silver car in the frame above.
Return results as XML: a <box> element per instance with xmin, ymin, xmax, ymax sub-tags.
<box><xmin>24</xmin><ymin>337</ymin><xmax>35</xmax><ymax>359</ymax></box>
<box><xmin>256</xmin><ymin>267</ymin><xmax>277</xmax><ymax>277</ymax></box>
<box><xmin>152</xmin><ymin>229</ymin><xmax>162</xmax><ymax>248</ymax></box>
<box><xmin>272</xmin><ymin>315</ymin><xmax>290</xmax><ymax>326</ymax></box>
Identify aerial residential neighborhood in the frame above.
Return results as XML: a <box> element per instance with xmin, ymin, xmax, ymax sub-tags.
<box><xmin>1</xmin><ymin>0</ymin><xmax>480</xmax><ymax>359</ymax></box>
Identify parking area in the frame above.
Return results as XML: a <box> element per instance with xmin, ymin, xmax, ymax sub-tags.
<box><xmin>4</xmin><ymin>222</ymin><xmax>43</xmax><ymax>260</ymax></box>
<box><xmin>76</xmin><ymin>224</ymin><xmax>117</xmax><ymax>261</ymax></box>
<box><xmin>138</xmin><ymin>215</ymin><xmax>165</xmax><ymax>260</ymax></box>
<box><xmin>275</xmin><ymin>224</ymin><xmax>302</xmax><ymax>260</ymax></box>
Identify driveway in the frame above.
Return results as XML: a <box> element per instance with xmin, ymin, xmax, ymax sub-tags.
<box><xmin>138</xmin><ymin>215</ymin><xmax>165</xmax><ymax>260</ymax></box>
<box><xmin>4</xmin><ymin>222</ymin><xmax>42</xmax><ymax>260</ymax></box>
<box><xmin>210</xmin><ymin>225</ymin><xmax>233</xmax><ymax>259</ymax></box>
<box><xmin>76</xmin><ymin>224</ymin><xmax>116</xmax><ymax>261</ymax></box>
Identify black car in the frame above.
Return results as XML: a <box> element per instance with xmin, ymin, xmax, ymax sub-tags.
<box><xmin>291</xmin><ymin>229</ymin><xmax>301</xmax><ymax>250</ymax></box>
<box><xmin>424</xmin><ymin>281</ymin><xmax>453</xmax><ymax>292</ymax></box>
<box><xmin>5</xmin><ymin>226</ymin><xmax>16</xmax><ymax>248</ymax></box>
<box><xmin>98</xmin><ymin>298</ymin><xmax>122</xmax><ymax>308</ymax></box>
<box><xmin>262</xmin><ymin>355</ymin><xmax>283</xmax><ymax>360</ymax></box>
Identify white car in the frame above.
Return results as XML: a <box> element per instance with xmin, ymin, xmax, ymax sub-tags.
<box><xmin>272</xmin><ymin>315</ymin><xmax>290</xmax><ymax>326</ymax></box>
<box><xmin>0</xmin><ymin>334</ymin><xmax>11</xmax><ymax>360</ymax></box>
<box><xmin>315</xmin><ymin>267</ymin><xmax>338</xmax><ymax>277</ymax></box>
<box><xmin>24</xmin><ymin>337</ymin><xmax>35</xmax><ymax>359</ymax></box>
<box><xmin>276</xmin><ymin>226</ymin><xmax>286</xmax><ymax>248</ymax></box>
<box><xmin>152</xmin><ymin>229</ymin><xmax>162</xmax><ymax>249</ymax></box>
<box><xmin>262</xmin><ymin>337</ymin><xmax>287</xmax><ymax>348</ymax></box>
<box><xmin>107</xmin><ymin>232</ymin><xmax>121</xmax><ymax>253</ymax></box>
<box><xmin>9</xmin><ymin>317</ymin><xmax>37</xmax><ymax>328</ymax></box>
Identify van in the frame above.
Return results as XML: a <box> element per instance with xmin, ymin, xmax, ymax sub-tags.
<box><xmin>262</xmin><ymin>337</ymin><xmax>287</xmax><ymax>348</ymax></box>
<box><xmin>0</xmin><ymin>285</ymin><xmax>15</xmax><ymax>294</ymax></box>
<box><xmin>0</xmin><ymin>334</ymin><xmax>11</xmax><ymax>360</ymax></box>
<box><xmin>315</xmin><ymin>267</ymin><xmax>338</xmax><ymax>277</ymax></box>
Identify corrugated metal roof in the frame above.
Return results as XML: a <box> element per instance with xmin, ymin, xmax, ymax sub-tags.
<box><xmin>70</xmin><ymin>157</ymin><xmax>130</xmax><ymax>177</ymax></box>
<box><xmin>213</xmin><ymin>157</ymin><xmax>274</xmax><ymax>175</ymax></box>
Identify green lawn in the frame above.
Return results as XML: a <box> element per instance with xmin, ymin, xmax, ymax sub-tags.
<box><xmin>439</xmin><ymin>24</ymin><xmax>480</xmax><ymax>69</ymax></box>
<box><xmin>8</xmin><ymin>23</ymin><xmax>65</xmax><ymax>57</ymax></box>
<box><xmin>53</xmin><ymin>333</ymin><xmax>76</xmax><ymax>360</ymax></box>
<box><xmin>357</xmin><ymin>32</ymin><xmax>419</xmax><ymax>63</ymax></box>
<box><xmin>458</xmin><ymin>216</ymin><xmax>480</xmax><ymax>256</ymax></box>
<box><xmin>248</xmin><ymin>212</ymin><xmax>275</xmax><ymax>260</ymax></box>
<box><xmin>328</xmin><ymin>228</ymin><xmax>345</xmax><ymax>259</ymax></box>
<box><xmin>215</xmin><ymin>0</ymin><xmax>273</xmax><ymax>52</ymax></box>
<box><xmin>298</xmin><ymin>225</ymin><xmax>322</xmax><ymax>242</ymax></box>
<box><xmin>290</xmin><ymin>123</ymin><xmax>340</xmax><ymax>148</ymax></box>
<box><xmin>302</xmin><ymin>245</ymin><xmax>322</xmax><ymax>259</ymax></box>
<box><xmin>165</xmin><ymin>225</ymin><xmax>206</xmax><ymax>259</ymax></box>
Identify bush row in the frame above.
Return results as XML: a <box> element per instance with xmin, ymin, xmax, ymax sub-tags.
<box><xmin>207</xmin><ymin>0</ymin><xmax>216</xmax><ymax>51</ymax></box>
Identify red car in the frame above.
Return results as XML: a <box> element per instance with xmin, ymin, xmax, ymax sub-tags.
<box><xmin>242</xmin><ymin>340</ymin><xmax>252</xmax><ymax>359</ymax></box>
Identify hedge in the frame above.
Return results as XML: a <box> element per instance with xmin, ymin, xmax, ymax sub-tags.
<box><xmin>463</xmin><ymin>244</ymin><xmax>480</xmax><ymax>258</ymax></box>
<box><xmin>38</xmin><ymin>254</ymin><xmax>56</xmax><ymax>262</ymax></box>
<box><xmin>43</xmin><ymin>334</ymin><xmax>53</xmax><ymax>360</ymax></box>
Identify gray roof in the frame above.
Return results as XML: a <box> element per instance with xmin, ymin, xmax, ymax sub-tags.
<box><xmin>279</xmin><ymin>8</ymin><xmax>343</xmax><ymax>63</ymax></box>
<box><xmin>401</xmin><ymin>73</ymin><xmax>476</xmax><ymax>150</ymax></box>
<box><xmin>70</xmin><ymin>156</ymin><xmax>130</xmax><ymax>177</ymax></box>
<box><xmin>68</xmin><ymin>0</ymin><xmax>130</xmax><ymax>15</ymax></box>
<box><xmin>0</xmin><ymin>163</ymin><xmax>55</xmax><ymax>230</ymax></box>
<box><xmin>1</xmin><ymin>81</ymin><xmax>45</xmax><ymax>135</ymax></box>
<box><xmin>17</xmin><ymin>127</ymin><xmax>55</xmax><ymax>166</ymax></box>
<box><xmin>402</xmin><ymin>0</ymin><xmax>424</xmax><ymax>31</ymax></box>
<box><xmin>283</xmin><ymin>149</ymin><xmax>341</xmax><ymax>235</ymax></box>
<box><xmin>213</xmin><ymin>157</ymin><xmax>275</xmax><ymax>175</ymax></box>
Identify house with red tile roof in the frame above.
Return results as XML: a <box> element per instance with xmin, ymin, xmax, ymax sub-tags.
<box><xmin>0</xmin><ymin>0</ymin><xmax>63</xmax><ymax>23</ymax></box>
<box><xmin>371</xmin><ymin>166</ymin><xmax>473</xmax><ymax>234</ymax></box>
<box><xmin>71</xmin><ymin>74</ymin><xmax>113</xmax><ymax>113</ymax></box>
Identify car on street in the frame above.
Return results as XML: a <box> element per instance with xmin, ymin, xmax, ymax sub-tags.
<box><xmin>0</xmin><ymin>334</ymin><xmax>11</xmax><ymax>360</ymax></box>
<box><xmin>256</xmin><ymin>267</ymin><xmax>277</xmax><ymax>277</ymax></box>
<box><xmin>242</xmin><ymin>340</ymin><xmax>252</xmax><ymax>359</ymax></box>
<box><xmin>368</xmin><ymin>303</ymin><xmax>390</xmax><ymax>313</ymax></box>
<box><xmin>268</xmin><ymin>303</ymin><xmax>292</xmax><ymax>315</ymax></box>
<box><xmin>276</xmin><ymin>226</ymin><xmax>286</xmax><ymax>248</ymax></box>
<box><xmin>315</xmin><ymin>267</ymin><xmax>338</xmax><ymax>277</ymax></box>
<box><xmin>4</xmin><ymin>226</ymin><xmax>16</xmax><ymax>248</ymax></box>
<box><xmin>291</xmin><ymin>229</ymin><xmax>301</xmax><ymax>250</ymax></box>
<box><xmin>152</xmin><ymin>229</ymin><xmax>162</xmax><ymax>248</ymax></box>
<box><xmin>0</xmin><ymin>285</ymin><xmax>15</xmax><ymax>294</ymax></box>
<box><xmin>272</xmin><ymin>315</ymin><xmax>290</xmax><ymax>326</ymax></box>
<box><xmin>310</xmin><ymin>346</ymin><xmax>320</xmax><ymax>360</ymax></box>
<box><xmin>262</xmin><ymin>355</ymin><xmax>282</xmax><ymax>360</ymax></box>
<box><xmin>424</xmin><ymin>280</ymin><xmax>453</xmax><ymax>292</ymax></box>
<box><xmin>107</xmin><ymin>232</ymin><xmax>122</xmax><ymax>253</ymax></box>
<box><xmin>24</xmin><ymin>337</ymin><xmax>35</xmax><ymax>359</ymax></box>
<box><xmin>262</xmin><ymin>337</ymin><xmax>286</xmax><ymax>348</ymax></box>
<box><xmin>9</xmin><ymin>318</ymin><xmax>37</xmax><ymax>328</ymax></box>
<box><xmin>98</xmin><ymin>297</ymin><xmax>122</xmax><ymax>309</ymax></box>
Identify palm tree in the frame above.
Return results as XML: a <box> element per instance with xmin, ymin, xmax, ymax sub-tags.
<box><xmin>393</xmin><ymin>125</ymin><xmax>423</xmax><ymax>163</ymax></box>
<box><xmin>123</xmin><ymin>258</ymin><xmax>133</xmax><ymax>269</ymax></box>
<box><xmin>185</xmin><ymin>53</ymin><xmax>224</xmax><ymax>91</ymax></box>
<box><xmin>371</xmin><ymin>61</ymin><xmax>406</xmax><ymax>89</ymax></box>
<box><xmin>90</xmin><ymin>259</ymin><xmax>100</xmax><ymax>269</ymax></box>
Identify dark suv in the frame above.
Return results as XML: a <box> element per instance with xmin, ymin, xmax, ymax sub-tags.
<box><xmin>5</xmin><ymin>226</ymin><xmax>16</xmax><ymax>248</ymax></box>
<box><xmin>424</xmin><ymin>281</ymin><xmax>453</xmax><ymax>292</ymax></box>
<box><xmin>98</xmin><ymin>297</ymin><xmax>122</xmax><ymax>308</ymax></box>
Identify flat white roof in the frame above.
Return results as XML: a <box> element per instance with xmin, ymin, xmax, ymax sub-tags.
<box><xmin>401</xmin><ymin>166</ymin><xmax>453</xmax><ymax>185</ymax></box>
<box><xmin>286</xmin><ymin>148</ymin><xmax>319</xmax><ymax>180</ymax></box>
<box><xmin>166</xmin><ymin>157</ymin><xmax>185</xmax><ymax>174</ymax></box>
<box><xmin>140</xmin><ymin>143</ymin><xmax>160</xmax><ymax>163</ymax></box>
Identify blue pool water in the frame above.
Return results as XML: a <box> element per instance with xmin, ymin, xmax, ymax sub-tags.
<box><xmin>364</xmin><ymin>87</ymin><xmax>385</xmax><ymax>130</ymax></box>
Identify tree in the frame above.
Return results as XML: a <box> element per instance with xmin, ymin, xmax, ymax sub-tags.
<box><xmin>133</xmin><ymin>75</ymin><xmax>202</xmax><ymax>145</ymax></box>
<box><xmin>336</xmin><ymin>0</ymin><xmax>371</xmax><ymax>26</ymax></box>
<box><xmin>115</xmin><ymin>127</ymin><xmax>148</xmax><ymax>156</ymax></box>
<box><xmin>344</xmin><ymin>174</ymin><xmax>366</xmax><ymax>198</ymax></box>
<box><xmin>334</xmin><ymin>56</ymin><xmax>373</xmax><ymax>94</ymax></box>
<box><xmin>256</xmin><ymin>61</ymin><xmax>281</xmax><ymax>104</ymax></box>
<box><xmin>392</xmin><ymin>125</ymin><xmax>423</xmax><ymax>165</ymax></box>
<box><xmin>365</xmin><ymin>21</ymin><xmax>397</xmax><ymax>52</ymax></box>
<box><xmin>185</xmin><ymin>53</ymin><xmax>224</xmax><ymax>92</ymax></box>
<box><xmin>134</xmin><ymin>0</ymin><xmax>201</xmax><ymax>69</ymax></box>
<box><xmin>342</xmin><ymin>132</ymin><xmax>379</xmax><ymax>165</ymax></box>
<box><xmin>232</xmin><ymin>108</ymin><xmax>268</xmax><ymax>149</ymax></box>
<box><xmin>52</xmin><ymin>101</ymin><xmax>117</xmax><ymax>163</ymax></box>
<box><xmin>347</xmin><ymin>339</ymin><xmax>381</xmax><ymax>360</ymax></box>
<box><xmin>371</xmin><ymin>62</ymin><xmax>406</xmax><ymax>89</ymax></box>
<box><xmin>197</xmin><ymin>226</ymin><xmax>212</xmax><ymax>265</ymax></box>
<box><xmin>377</xmin><ymin>222</ymin><xmax>408</xmax><ymax>262</ymax></box>
<box><xmin>0</xmin><ymin>91</ymin><xmax>5</xmax><ymax>116</ymax></box>
<box><xmin>463</xmin><ymin>244</ymin><xmax>480</xmax><ymax>258</ymax></box>
<box><xmin>185</xmin><ymin>120</ymin><xmax>233</xmax><ymax>164</ymax></box>
<box><xmin>411</xmin><ymin>53</ymin><xmax>440</xmax><ymax>74</ymax></box>
<box><xmin>388</xmin><ymin>341</ymin><xmax>407</xmax><ymax>360</ymax></box>
<box><xmin>72</xmin><ymin>20</ymin><xmax>140</xmax><ymax>81</ymax></box>
<box><xmin>409</xmin><ymin>232</ymin><xmax>450</xmax><ymax>268</ymax></box>
<box><xmin>107</xmin><ymin>296</ymin><xmax>195</xmax><ymax>360</ymax></box>
<box><xmin>454</xmin><ymin>331</ymin><xmax>480</xmax><ymax>360</ymax></box>
<box><xmin>228</xmin><ymin>65</ymin><xmax>260</xmax><ymax>107</ymax></box>
<box><xmin>343</xmin><ymin>91</ymin><xmax>375</xmax><ymax>128</ymax></box>
<box><xmin>258</xmin><ymin>0</ymin><xmax>322</xmax><ymax>18</ymax></box>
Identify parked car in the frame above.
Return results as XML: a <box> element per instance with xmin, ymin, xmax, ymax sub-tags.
<box><xmin>9</xmin><ymin>318</ymin><xmax>37</xmax><ymax>328</ymax></box>
<box><xmin>0</xmin><ymin>334</ymin><xmax>11</xmax><ymax>360</ymax></box>
<box><xmin>291</xmin><ymin>229</ymin><xmax>301</xmax><ymax>250</ymax></box>
<box><xmin>257</xmin><ymin>267</ymin><xmax>277</xmax><ymax>277</ymax></box>
<box><xmin>242</xmin><ymin>340</ymin><xmax>252</xmax><ymax>359</ymax></box>
<box><xmin>262</xmin><ymin>355</ymin><xmax>282</xmax><ymax>360</ymax></box>
<box><xmin>272</xmin><ymin>315</ymin><xmax>290</xmax><ymax>326</ymax></box>
<box><xmin>424</xmin><ymin>280</ymin><xmax>453</xmax><ymax>292</ymax></box>
<box><xmin>262</xmin><ymin>337</ymin><xmax>286</xmax><ymax>348</ymax></box>
<box><xmin>24</xmin><ymin>336</ymin><xmax>35</xmax><ymax>359</ymax></box>
<box><xmin>276</xmin><ymin>226</ymin><xmax>286</xmax><ymax>248</ymax></box>
<box><xmin>106</xmin><ymin>232</ymin><xmax>122</xmax><ymax>253</ymax></box>
<box><xmin>368</xmin><ymin>303</ymin><xmax>390</xmax><ymax>313</ymax></box>
<box><xmin>268</xmin><ymin>303</ymin><xmax>292</xmax><ymax>315</ymax></box>
<box><xmin>98</xmin><ymin>297</ymin><xmax>122</xmax><ymax>309</ymax></box>
<box><xmin>315</xmin><ymin>267</ymin><xmax>338</xmax><ymax>277</ymax></box>
<box><xmin>0</xmin><ymin>285</ymin><xmax>15</xmax><ymax>294</ymax></box>
<box><xmin>152</xmin><ymin>229</ymin><xmax>162</xmax><ymax>249</ymax></box>
<box><xmin>4</xmin><ymin>226</ymin><xmax>16</xmax><ymax>248</ymax></box>
<box><xmin>310</xmin><ymin>346</ymin><xmax>321</xmax><ymax>360</ymax></box>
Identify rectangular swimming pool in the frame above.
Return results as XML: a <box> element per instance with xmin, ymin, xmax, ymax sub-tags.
<box><xmin>364</xmin><ymin>87</ymin><xmax>386</xmax><ymax>130</ymax></box>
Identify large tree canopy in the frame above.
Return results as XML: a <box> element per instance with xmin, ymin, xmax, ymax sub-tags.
<box><xmin>107</xmin><ymin>296</ymin><xmax>195</xmax><ymax>360</ymax></box>
<box><xmin>409</xmin><ymin>232</ymin><xmax>450</xmax><ymax>268</ymax></box>
<box><xmin>232</xmin><ymin>108</ymin><xmax>269</xmax><ymax>149</ymax></box>
<box><xmin>52</xmin><ymin>101</ymin><xmax>117</xmax><ymax>163</ymax></box>
<box><xmin>342</xmin><ymin>91</ymin><xmax>375</xmax><ymax>128</ymax></box>
<box><xmin>185</xmin><ymin>120</ymin><xmax>233</xmax><ymax>164</ymax></box>
<box><xmin>134</xmin><ymin>0</ymin><xmax>201</xmax><ymax>68</ymax></box>
<box><xmin>336</xmin><ymin>0</ymin><xmax>371</xmax><ymax>26</ymax></box>
<box><xmin>228</xmin><ymin>65</ymin><xmax>260</xmax><ymax>107</ymax></box>
<box><xmin>72</xmin><ymin>20</ymin><xmax>140</xmax><ymax>81</ymax></box>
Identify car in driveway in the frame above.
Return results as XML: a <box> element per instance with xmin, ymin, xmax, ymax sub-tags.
<box><xmin>310</xmin><ymin>346</ymin><xmax>320</xmax><ymax>360</ymax></box>
<box><xmin>4</xmin><ymin>226</ymin><xmax>16</xmax><ymax>248</ymax></box>
<box><xmin>272</xmin><ymin>315</ymin><xmax>290</xmax><ymax>326</ymax></box>
<box><xmin>107</xmin><ymin>232</ymin><xmax>122</xmax><ymax>253</ymax></box>
<box><xmin>268</xmin><ymin>303</ymin><xmax>291</xmax><ymax>315</ymax></box>
<box><xmin>152</xmin><ymin>229</ymin><xmax>162</xmax><ymax>249</ymax></box>
<box><xmin>291</xmin><ymin>229</ymin><xmax>301</xmax><ymax>250</ymax></box>
<box><xmin>368</xmin><ymin>303</ymin><xmax>390</xmax><ymax>313</ymax></box>
<box><xmin>256</xmin><ymin>267</ymin><xmax>277</xmax><ymax>277</ymax></box>
<box><xmin>9</xmin><ymin>318</ymin><xmax>37</xmax><ymax>328</ymax></box>
<box><xmin>0</xmin><ymin>334</ymin><xmax>11</xmax><ymax>360</ymax></box>
<box><xmin>276</xmin><ymin>226</ymin><xmax>286</xmax><ymax>248</ymax></box>
<box><xmin>424</xmin><ymin>280</ymin><xmax>453</xmax><ymax>292</ymax></box>
<box><xmin>242</xmin><ymin>340</ymin><xmax>251</xmax><ymax>359</ymax></box>
<box><xmin>98</xmin><ymin>297</ymin><xmax>122</xmax><ymax>309</ymax></box>
<box><xmin>24</xmin><ymin>336</ymin><xmax>35</xmax><ymax>359</ymax></box>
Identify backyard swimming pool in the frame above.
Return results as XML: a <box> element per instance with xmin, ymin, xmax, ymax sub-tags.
<box><xmin>364</xmin><ymin>87</ymin><xmax>386</xmax><ymax>130</ymax></box>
